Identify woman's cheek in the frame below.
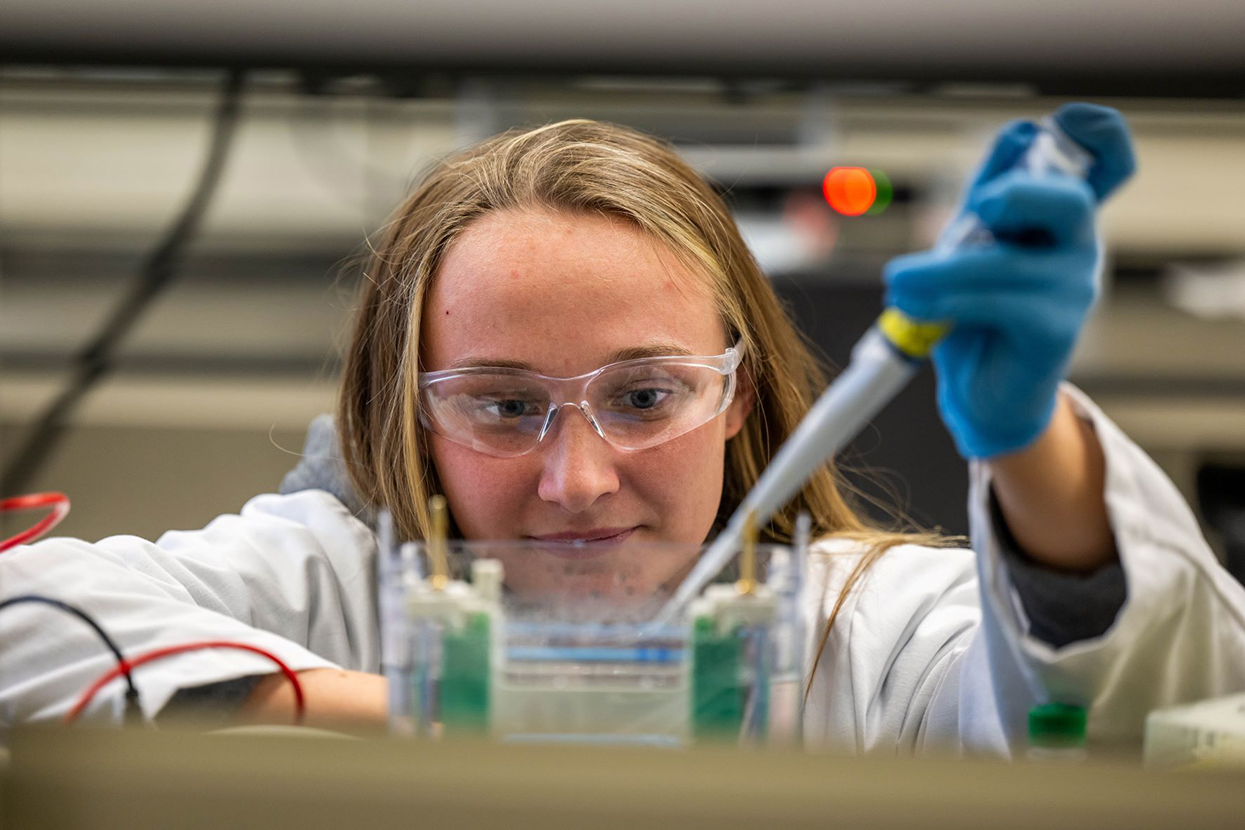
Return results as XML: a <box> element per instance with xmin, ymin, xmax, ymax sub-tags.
<box><xmin>429</xmin><ymin>438</ymin><xmax>532</xmax><ymax>539</ymax></box>
<box><xmin>629</xmin><ymin>423</ymin><xmax>727</xmax><ymax>544</ymax></box>
<box><xmin>430</xmin><ymin>420</ymin><xmax>727</xmax><ymax>545</ymax></box>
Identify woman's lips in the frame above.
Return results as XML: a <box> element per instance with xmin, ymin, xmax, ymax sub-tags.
<box><xmin>527</xmin><ymin>527</ymin><xmax>637</xmax><ymax>558</ymax></box>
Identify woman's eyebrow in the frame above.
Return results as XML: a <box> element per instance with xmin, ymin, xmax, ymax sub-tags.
<box><xmin>447</xmin><ymin>357</ymin><xmax>536</xmax><ymax>370</ymax></box>
<box><xmin>446</xmin><ymin>342</ymin><xmax>694</xmax><ymax>371</ymax></box>
<box><xmin>604</xmin><ymin>342</ymin><xmax>694</xmax><ymax>363</ymax></box>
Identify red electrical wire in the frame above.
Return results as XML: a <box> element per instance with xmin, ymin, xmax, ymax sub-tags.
<box><xmin>66</xmin><ymin>641</ymin><xmax>306</xmax><ymax>726</ymax></box>
<box><xmin>1</xmin><ymin>492</ymin><xmax>70</xmax><ymax>552</ymax></box>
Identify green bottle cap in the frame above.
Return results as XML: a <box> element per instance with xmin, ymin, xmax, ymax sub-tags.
<box><xmin>1028</xmin><ymin>703</ymin><xmax>1087</xmax><ymax>748</ymax></box>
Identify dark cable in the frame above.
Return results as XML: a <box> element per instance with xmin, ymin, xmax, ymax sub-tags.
<box><xmin>0</xmin><ymin>70</ymin><xmax>247</xmax><ymax>496</ymax></box>
<box><xmin>0</xmin><ymin>594</ymin><xmax>142</xmax><ymax>719</ymax></box>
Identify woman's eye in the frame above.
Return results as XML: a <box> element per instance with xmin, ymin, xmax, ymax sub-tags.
<box><xmin>480</xmin><ymin>398</ymin><xmax>538</xmax><ymax>419</ymax></box>
<box><xmin>610</xmin><ymin>387</ymin><xmax>678</xmax><ymax>413</ymax></box>
<box><xmin>624</xmin><ymin>388</ymin><xmax>665</xmax><ymax>409</ymax></box>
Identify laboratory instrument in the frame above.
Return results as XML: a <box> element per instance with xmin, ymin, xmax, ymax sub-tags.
<box><xmin>379</xmin><ymin>502</ymin><xmax>809</xmax><ymax>747</ymax></box>
<box><xmin>1145</xmin><ymin>692</ymin><xmax>1245</xmax><ymax>769</ymax></box>
<box><xmin>658</xmin><ymin>110</ymin><xmax>1102</xmax><ymax>625</ymax></box>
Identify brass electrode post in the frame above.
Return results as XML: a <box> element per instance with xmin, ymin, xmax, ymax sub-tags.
<box><xmin>428</xmin><ymin>495</ymin><xmax>450</xmax><ymax>591</ymax></box>
<box><xmin>736</xmin><ymin>511</ymin><xmax>758</xmax><ymax>596</ymax></box>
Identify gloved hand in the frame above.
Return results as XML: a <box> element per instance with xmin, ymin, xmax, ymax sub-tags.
<box><xmin>883</xmin><ymin>103</ymin><xmax>1136</xmax><ymax>459</ymax></box>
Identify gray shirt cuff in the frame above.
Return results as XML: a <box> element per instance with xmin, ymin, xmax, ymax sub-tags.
<box><xmin>990</xmin><ymin>489</ymin><xmax>1127</xmax><ymax>648</ymax></box>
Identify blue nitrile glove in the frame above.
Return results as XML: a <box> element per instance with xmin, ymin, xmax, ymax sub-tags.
<box><xmin>883</xmin><ymin>104</ymin><xmax>1136</xmax><ymax>459</ymax></box>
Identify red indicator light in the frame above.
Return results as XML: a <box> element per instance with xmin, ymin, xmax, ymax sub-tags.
<box><xmin>822</xmin><ymin>167</ymin><xmax>877</xmax><ymax>216</ymax></box>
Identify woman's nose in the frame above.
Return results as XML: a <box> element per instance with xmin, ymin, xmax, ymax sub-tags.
<box><xmin>536</xmin><ymin>405</ymin><xmax>620</xmax><ymax>514</ymax></box>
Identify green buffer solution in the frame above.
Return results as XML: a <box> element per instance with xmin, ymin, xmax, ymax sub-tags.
<box><xmin>692</xmin><ymin>616</ymin><xmax>745</xmax><ymax>740</ymax></box>
<box><xmin>439</xmin><ymin>612</ymin><xmax>491</xmax><ymax>734</ymax></box>
<box><xmin>435</xmin><ymin>613</ymin><xmax>760</xmax><ymax>742</ymax></box>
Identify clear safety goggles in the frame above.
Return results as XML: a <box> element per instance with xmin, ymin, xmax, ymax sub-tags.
<box><xmin>418</xmin><ymin>341</ymin><xmax>744</xmax><ymax>458</ymax></box>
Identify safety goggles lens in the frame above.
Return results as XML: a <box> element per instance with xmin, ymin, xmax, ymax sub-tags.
<box><xmin>419</xmin><ymin>360</ymin><xmax>736</xmax><ymax>457</ymax></box>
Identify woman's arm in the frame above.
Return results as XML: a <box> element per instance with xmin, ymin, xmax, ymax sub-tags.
<box><xmin>0</xmin><ymin>490</ymin><xmax>379</xmax><ymax>724</ymax></box>
<box><xmin>883</xmin><ymin>106</ymin><xmax>1136</xmax><ymax>573</ymax></box>
<box><xmin>956</xmin><ymin>387</ymin><xmax>1245</xmax><ymax>751</ymax></box>
<box><xmin>239</xmin><ymin>669</ymin><xmax>388</xmax><ymax>731</ymax></box>
<box><xmin>987</xmin><ymin>390</ymin><xmax>1117</xmax><ymax>573</ymax></box>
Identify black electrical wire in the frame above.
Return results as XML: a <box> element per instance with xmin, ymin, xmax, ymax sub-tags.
<box><xmin>0</xmin><ymin>594</ymin><xmax>142</xmax><ymax>718</ymax></box>
<box><xmin>0</xmin><ymin>69</ymin><xmax>247</xmax><ymax>496</ymax></box>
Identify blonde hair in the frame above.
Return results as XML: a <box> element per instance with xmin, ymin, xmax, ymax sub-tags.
<box><xmin>338</xmin><ymin>119</ymin><xmax>945</xmax><ymax>683</ymax></box>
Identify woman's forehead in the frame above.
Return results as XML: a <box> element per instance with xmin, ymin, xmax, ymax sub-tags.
<box><xmin>422</xmin><ymin>209</ymin><xmax>727</xmax><ymax>373</ymax></box>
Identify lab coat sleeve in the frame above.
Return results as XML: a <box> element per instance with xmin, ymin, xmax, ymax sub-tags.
<box><xmin>961</xmin><ymin>383</ymin><xmax>1245</xmax><ymax>752</ymax></box>
<box><xmin>0</xmin><ymin>490</ymin><xmax>380</xmax><ymax>725</ymax></box>
<box><xmin>800</xmin><ymin>541</ymin><xmax>983</xmax><ymax>755</ymax></box>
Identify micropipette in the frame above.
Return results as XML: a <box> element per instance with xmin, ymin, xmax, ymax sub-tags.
<box><xmin>655</xmin><ymin>112</ymin><xmax>1098</xmax><ymax>626</ymax></box>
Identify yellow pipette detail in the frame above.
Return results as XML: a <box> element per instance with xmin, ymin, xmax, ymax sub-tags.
<box><xmin>876</xmin><ymin>308</ymin><xmax>949</xmax><ymax>360</ymax></box>
<box><xmin>428</xmin><ymin>495</ymin><xmax>450</xmax><ymax>591</ymax></box>
<box><xmin>735</xmin><ymin>511</ymin><xmax>759</xmax><ymax>597</ymax></box>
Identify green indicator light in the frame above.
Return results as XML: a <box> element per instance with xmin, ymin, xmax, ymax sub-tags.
<box><xmin>866</xmin><ymin>169</ymin><xmax>893</xmax><ymax>215</ymax></box>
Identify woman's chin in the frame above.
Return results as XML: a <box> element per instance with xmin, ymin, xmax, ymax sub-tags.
<box><xmin>494</xmin><ymin>555</ymin><xmax>680</xmax><ymax>609</ymax></box>
<box><xmin>479</xmin><ymin>537</ymin><xmax>701</xmax><ymax>618</ymax></box>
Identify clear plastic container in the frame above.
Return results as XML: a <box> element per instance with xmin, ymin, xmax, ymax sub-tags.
<box><xmin>378</xmin><ymin>534</ymin><xmax>808</xmax><ymax>747</ymax></box>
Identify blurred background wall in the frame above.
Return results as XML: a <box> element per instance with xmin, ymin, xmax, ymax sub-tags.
<box><xmin>2</xmin><ymin>1</ymin><xmax>1244</xmax><ymax>569</ymax></box>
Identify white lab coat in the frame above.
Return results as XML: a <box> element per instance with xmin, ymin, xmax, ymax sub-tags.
<box><xmin>2</xmin><ymin>386</ymin><xmax>1243</xmax><ymax>754</ymax></box>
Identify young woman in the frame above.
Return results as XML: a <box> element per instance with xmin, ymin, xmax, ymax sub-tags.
<box><xmin>2</xmin><ymin>114</ymin><xmax>1243</xmax><ymax>754</ymax></box>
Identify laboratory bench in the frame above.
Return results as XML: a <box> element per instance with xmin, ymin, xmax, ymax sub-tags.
<box><xmin>1</xmin><ymin>726</ymin><xmax>1242</xmax><ymax>829</ymax></box>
